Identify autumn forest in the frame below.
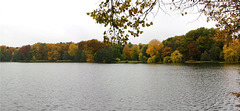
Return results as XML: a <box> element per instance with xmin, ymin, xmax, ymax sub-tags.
<box><xmin>0</xmin><ymin>27</ymin><xmax>240</xmax><ymax>63</ymax></box>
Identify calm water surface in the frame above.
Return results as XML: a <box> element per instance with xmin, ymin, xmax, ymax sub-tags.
<box><xmin>0</xmin><ymin>63</ymin><xmax>240</xmax><ymax>111</ymax></box>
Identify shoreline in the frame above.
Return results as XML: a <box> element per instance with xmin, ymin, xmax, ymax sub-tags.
<box><xmin>0</xmin><ymin>60</ymin><xmax>239</xmax><ymax>64</ymax></box>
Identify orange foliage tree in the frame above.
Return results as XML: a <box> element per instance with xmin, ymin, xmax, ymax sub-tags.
<box><xmin>37</xmin><ymin>44</ymin><xmax>48</xmax><ymax>60</ymax></box>
<box><xmin>123</xmin><ymin>45</ymin><xmax>131</xmax><ymax>60</ymax></box>
<box><xmin>161</xmin><ymin>46</ymin><xmax>172</xmax><ymax>58</ymax></box>
<box><xmin>19</xmin><ymin>45</ymin><xmax>31</xmax><ymax>60</ymax></box>
<box><xmin>47</xmin><ymin>44</ymin><xmax>60</xmax><ymax>61</ymax></box>
<box><xmin>146</xmin><ymin>39</ymin><xmax>164</xmax><ymax>57</ymax></box>
<box><xmin>87</xmin><ymin>39</ymin><xmax>106</xmax><ymax>53</ymax></box>
<box><xmin>146</xmin><ymin>39</ymin><xmax>164</xmax><ymax>63</ymax></box>
<box><xmin>188</xmin><ymin>41</ymin><xmax>201</xmax><ymax>60</ymax></box>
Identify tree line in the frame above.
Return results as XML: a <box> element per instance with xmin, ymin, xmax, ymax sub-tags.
<box><xmin>0</xmin><ymin>27</ymin><xmax>239</xmax><ymax>63</ymax></box>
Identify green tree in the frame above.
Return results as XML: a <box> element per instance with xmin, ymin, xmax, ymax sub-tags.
<box><xmin>141</xmin><ymin>45</ymin><xmax>149</xmax><ymax>58</ymax></box>
<box><xmin>209</xmin><ymin>46</ymin><xmax>221</xmax><ymax>61</ymax></box>
<box><xmin>130</xmin><ymin>45</ymin><xmax>140</xmax><ymax>60</ymax></box>
<box><xmin>94</xmin><ymin>48</ymin><xmax>107</xmax><ymax>63</ymax></box>
<box><xmin>74</xmin><ymin>50</ymin><xmax>82</xmax><ymax>62</ymax></box>
<box><xmin>178</xmin><ymin>36</ymin><xmax>191</xmax><ymax>60</ymax></box>
<box><xmin>138</xmin><ymin>43</ymin><xmax>143</xmax><ymax>49</ymax></box>
<box><xmin>177</xmin><ymin>28</ymin><xmax>216</xmax><ymax>60</ymax></box>
<box><xmin>2</xmin><ymin>51</ymin><xmax>12</xmax><ymax>62</ymax></box>
<box><xmin>63</xmin><ymin>51</ymin><xmax>72</xmax><ymax>60</ymax></box>
<box><xmin>200</xmin><ymin>51</ymin><xmax>211</xmax><ymax>61</ymax></box>
<box><xmin>196</xmin><ymin>36</ymin><xmax>214</xmax><ymax>53</ymax></box>
<box><xmin>0</xmin><ymin>46</ymin><xmax>7</xmax><ymax>61</ymax></box>
<box><xmin>138</xmin><ymin>52</ymin><xmax>147</xmax><ymax>63</ymax></box>
<box><xmin>27</xmin><ymin>51</ymin><xmax>33</xmax><ymax>61</ymax></box>
<box><xmin>111</xmin><ymin>45</ymin><xmax>122</xmax><ymax>59</ymax></box>
<box><xmin>94</xmin><ymin>47</ymin><xmax>114</xmax><ymax>63</ymax></box>
<box><xmin>12</xmin><ymin>50</ymin><xmax>22</xmax><ymax>62</ymax></box>
<box><xmin>163</xmin><ymin>36</ymin><xmax>181</xmax><ymax>51</ymax></box>
<box><xmin>80</xmin><ymin>51</ymin><xmax>87</xmax><ymax>62</ymax></box>
<box><xmin>185</xmin><ymin>27</ymin><xmax>216</xmax><ymax>40</ymax></box>
<box><xmin>105</xmin><ymin>47</ymin><xmax>114</xmax><ymax>63</ymax></box>
<box><xmin>128</xmin><ymin>42</ymin><xmax>133</xmax><ymax>48</ymax></box>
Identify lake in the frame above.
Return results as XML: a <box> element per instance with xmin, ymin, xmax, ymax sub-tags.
<box><xmin>0</xmin><ymin>63</ymin><xmax>240</xmax><ymax>111</ymax></box>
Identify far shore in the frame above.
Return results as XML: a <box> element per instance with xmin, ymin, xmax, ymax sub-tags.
<box><xmin>1</xmin><ymin>60</ymin><xmax>239</xmax><ymax>64</ymax></box>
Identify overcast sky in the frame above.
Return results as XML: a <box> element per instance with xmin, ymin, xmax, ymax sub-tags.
<box><xmin>0</xmin><ymin>0</ymin><xmax>216</xmax><ymax>47</ymax></box>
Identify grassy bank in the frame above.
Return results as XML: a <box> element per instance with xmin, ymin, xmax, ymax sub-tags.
<box><xmin>118</xmin><ymin>60</ymin><xmax>144</xmax><ymax>64</ymax></box>
<box><xmin>185</xmin><ymin>61</ymin><xmax>239</xmax><ymax>64</ymax></box>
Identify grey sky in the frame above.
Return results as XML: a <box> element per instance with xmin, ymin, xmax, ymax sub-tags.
<box><xmin>0</xmin><ymin>0</ymin><xmax>216</xmax><ymax>47</ymax></box>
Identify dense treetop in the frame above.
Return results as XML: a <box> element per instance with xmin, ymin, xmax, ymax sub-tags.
<box><xmin>0</xmin><ymin>27</ymin><xmax>240</xmax><ymax>63</ymax></box>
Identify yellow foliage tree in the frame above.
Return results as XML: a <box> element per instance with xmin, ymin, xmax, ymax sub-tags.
<box><xmin>130</xmin><ymin>45</ymin><xmax>140</xmax><ymax>60</ymax></box>
<box><xmin>163</xmin><ymin>56</ymin><xmax>171</xmax><ymax>63</ymax></box>
<box><xmin>147</xmin><ymin>55</ymin><xmax>157</xmax><ymax>64</ymax></box>
<box><xmin>223</xmin><ymin>40</ymin><xmax>240</xmax><ymax>63</ymax></box>
<box><xmin>68</xmin><ymin>43</ymin><xmax>78</xmax><ymax>57</ymax></box>
<box><xmin>223</xmin><ymin>48</ymin><xmax>238</xmax><ymax>63</ymax></box>
<box><xmin>170</xmin><ymin>50</ymin><xmax>183</xmax><ymax>63</ymax></box>
<box><xmin>231</xmin><ymin>40</ymin><xmax>240</xmax><ymax>57</ymax></box>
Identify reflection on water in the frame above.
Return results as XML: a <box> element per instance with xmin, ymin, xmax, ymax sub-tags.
<box><xmin>0</xmin><ymin>63</ymin><xmax>240</xmax><ymax>111</ymax></box>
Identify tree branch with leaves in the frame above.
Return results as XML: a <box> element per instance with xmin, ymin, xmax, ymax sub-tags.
<box><xmin>88</xmin><ymin>0</ymin><xmax>239</xmax><ymax>44</ymax></box>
